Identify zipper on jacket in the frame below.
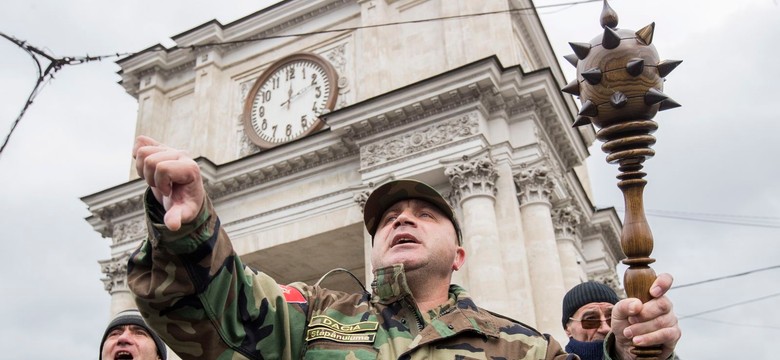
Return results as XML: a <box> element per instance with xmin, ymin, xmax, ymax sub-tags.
<box><xmin>404</xmin><ymin>297</ymin><xmax>424</xmax><ymax>331</ymax></box>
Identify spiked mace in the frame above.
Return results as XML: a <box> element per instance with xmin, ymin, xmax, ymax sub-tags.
<box><xmin>562</xmin><ymin>1</ymin><xmax>681</xmax><ymax>358</ymax></box>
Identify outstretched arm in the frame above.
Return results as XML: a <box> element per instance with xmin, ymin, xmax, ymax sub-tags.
<box><xmin>129</xmin><ymin>136</ymin><xmax>308</xmax><ymax>360</ymax></box>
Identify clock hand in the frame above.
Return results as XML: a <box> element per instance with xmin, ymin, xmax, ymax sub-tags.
<box><xmin>289</xmin><ymin>84</ymin><xmax>315</xmax><ymax>102</ymax></box>
<box><xmin>286</xmin><ymin>82</ymin><xmax>293</xmax><ymax>110</ymax></box>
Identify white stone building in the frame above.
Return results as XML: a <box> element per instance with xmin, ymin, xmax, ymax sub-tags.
<box><xmin>82</xmin><ymin>0</ymin><xmax>624</xmax><ymax>349</ymax></box>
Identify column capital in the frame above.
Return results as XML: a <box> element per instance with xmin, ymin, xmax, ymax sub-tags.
<box><xmin>445</xmin><ymin>156</ymin><xmax>498</xmax><ymax>204</ymax></box>
<box><xmin>514</xmin><ymin>166</ymin><xmax>554</xmax><ymax>205</ymax></box>
<box><xmin>552</xmin><ymin>204</ymin><xmax>582</xmax><ymax>240</ymax></box>
<box><xmin>99</xmin><ymin>253</ymin><xmax>130</xmax><ymax>295</ymax></box>
<box><xmin>353</xmin><ymin>189</ymin><xmax>370</xmax><ymax>212</ymax></box>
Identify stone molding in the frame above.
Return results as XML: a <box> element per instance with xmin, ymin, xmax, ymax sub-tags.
<box><xmin>514</xmin><ymin>165</ymin><xmax>554</xmax><ymax>205</ymax></box>
<box><xmin>91</xmin><ymin>196</ymin><xmax>145</xmax><ymax>233</ymax></box>
<box><xmin>110</xmin><ymin>218</ymin><xmax>147</xmax><ymax>246</ymax></box>
<box><xmin>589</xmin><ymin>271</ymin><xmax>626</xmax><ymax>298</ymax></box>
<box><xmin>208</xmin><ymin>143</ymin><xmax>358</xmax><ymax>199</ymax></box>
<box><xmin>360</xmin><ymin>112</ymin><xmax>479</xmax><ymax>168</ymax></box>
<box><xmin>534</xmin><ymin>97</ymin><xmax>580</xmax><ymax>170</ymax></box>
<box><xmin>580</xmin><ymin>222</ymin><xmax>622</xmax><ymax>260</ymax></box>
<box><xmin>224</xmin><ymin>0</ymin><xmax>352</xmax><ymax>54</ymax></box>
<box><xmin>445</xmin><ymin>156</ymin><xmax>498</xmax><ymax>204</ymax></box>
<box><xmin>343</xmin><ymin>91</ymin><xmax>480</xmax><ymax>142</ymax></box>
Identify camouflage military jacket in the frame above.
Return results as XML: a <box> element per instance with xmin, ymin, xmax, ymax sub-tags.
<box><xmin>128</xmin><ymin>192</ymin><xmax>578</xmax><ymax>360</ymax></box>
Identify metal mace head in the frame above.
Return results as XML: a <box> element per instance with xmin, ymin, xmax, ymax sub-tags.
<box><xmin>562</xmin><ymin>0</ymin><xmax>682</xmax><ymax>130</ymax></box>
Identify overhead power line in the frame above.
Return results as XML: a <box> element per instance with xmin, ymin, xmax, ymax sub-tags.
<box><xmin>0</xmin><ymin>32</ymin><xmax>130</xmax><ymax>158</ymax></box>
<box><xmin>673</xmin><ymin>264</ymin><xmax>780</xmax><ymax>289</ymax></box>
<box><xmin>613</xmin><ymin>207</ymin><xmax>780</xmax><ymax>229</ymax></box>
<box><xmin>684</xmin><ymin>316</ymin><xmax>780</xmax><ymax>331</ymax></box>
<box><xmin>679</xmin><ymin>292</ymin><xmax>780</xmax><ymax>320</ymax></box>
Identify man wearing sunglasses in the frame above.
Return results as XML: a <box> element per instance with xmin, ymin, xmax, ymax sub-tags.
<box><xmin>562</xmin><ymin>281</ymin><xmax>673</xmax><ymax>360</ymax></box>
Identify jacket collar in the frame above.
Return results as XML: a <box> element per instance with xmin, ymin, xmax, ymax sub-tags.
<box><xmin>370</xmin><ymin>265</ymin><xmax>499</xmax><ymax>339</ymax></box>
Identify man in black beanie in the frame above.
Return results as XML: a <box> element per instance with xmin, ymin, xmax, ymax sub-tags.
<box><xmin>100</xmin><ymin>309</ymin><xmax>167</xmax><ymax>360</ymax></box>
<box><xmin>561</xmin><ymin>281</ymin><xmax>621</xmax><ymax>360</ymax></box>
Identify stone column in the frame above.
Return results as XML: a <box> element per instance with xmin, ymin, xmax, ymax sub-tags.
<box><xmin>99</xmin><ymin>254</ymin><xmax>136</xmax><ymax>316</ymax></box>
<box><xmin>494</xmin><ymin>161</ymin><xmax>536</xmax><ymax>324</ymax></box>
<box><xmin>353</xmin><ymin>189</ymin><xmax>375</xmax><ymax>286</ymax></box>
<box><xmin>445</xmin><ymin>157</ymin><xmax>509</xmax><ymax>313</ymax></box>
<box><xmin>553</xmin><ymin>204</ymin><xmax>585</xmax><ymax>290</ymax></box>
<box><xmin>514</xmin><ymin>166</ymin><xmax>566</xmax><ymax>338</ymax></box>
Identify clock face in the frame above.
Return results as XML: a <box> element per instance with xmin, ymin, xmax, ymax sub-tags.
<box><xmin>243</xmin><ymin>53</ymin><xmax>338</xmax><ymax>148</ymax></box>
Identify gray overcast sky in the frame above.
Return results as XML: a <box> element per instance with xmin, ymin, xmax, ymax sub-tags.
<box><xmin>1</xmin><ymin>1</ymin><xmax>778</xmax><ymax>359</ymax></box>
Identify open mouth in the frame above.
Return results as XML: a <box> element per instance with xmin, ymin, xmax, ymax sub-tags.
<box><xmin>115</xmin><ymin>351</ymin><xmax>134</xmax><ymax>359</ymax></box>
<box><xmin>392</xmin><ymin>234</ymin><xmax>419</xmax><ymax>247</ymax></box>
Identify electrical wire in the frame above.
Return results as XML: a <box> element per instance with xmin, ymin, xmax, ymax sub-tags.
<box><xmin>0</xmin><ymin>31</ymin><xmax>130</xmax><ymax>158</ymax></box>
<box><xmin>678</xmin><ymin>292</ymin><xmax>780</xmax><ymax>320</ymax></box>
<box><xmin>683</xmin><ymin>316</ymin><xmax>780</xmax><ymax>330</ymax></box>
<box><xmin>612</xmin><ymin>207</ymin><xmax>780</xmax><ymax>229</ymax></box>
<box><xmin>673</xmin><ymin>264</ymin><xmax>780</xmax><ymax>289</ymax></box>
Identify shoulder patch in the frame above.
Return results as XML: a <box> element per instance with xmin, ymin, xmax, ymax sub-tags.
<box><xmin>279</xmin><ymin>284</ymin><xmax>307</xmax><ymax>304</ymax></box>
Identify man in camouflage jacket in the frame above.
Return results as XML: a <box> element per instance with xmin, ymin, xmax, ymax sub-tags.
<box><xmin>128</xmin><ymin>136</ymin><xmax>680</xmax><ymax>360</ymax></box>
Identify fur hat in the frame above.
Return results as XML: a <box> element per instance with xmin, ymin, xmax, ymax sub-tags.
<box><xmin>562</xmin><ymin>281</ymin><xmax>620</xmax><ymax>328</ymax></box>
<box><xmin>99</xmin><ymin>309</ymin><xmax>166</xmax><ymax>360</ymax></box>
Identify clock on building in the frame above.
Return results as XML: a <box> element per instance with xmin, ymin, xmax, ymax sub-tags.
<box><xmin>242</xmin><ymin>53</ymin><xmax>339</xmax><ymax>148</ymax></box>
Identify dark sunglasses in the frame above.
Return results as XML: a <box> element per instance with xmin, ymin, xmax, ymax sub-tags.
<box><xmin>569</xmin><ymin>317</ymin><xmax>611</xmax><ymax>329</ymax></box>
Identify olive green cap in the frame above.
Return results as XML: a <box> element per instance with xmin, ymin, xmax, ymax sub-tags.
<box><xmin>363</xmin><ymin>179</ymin><xmax>462</xmax><ymax>245</ymax></box>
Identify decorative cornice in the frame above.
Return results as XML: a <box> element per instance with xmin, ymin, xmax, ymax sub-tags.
<box><xmin>445</xmin><ymin>156</ymin><xmax>498</xmax><ymax>204</ymax></box>
<box><xmin>221</xmin><ymin>0</ymin><xmax>351</xmax><ymax>54</ymax></box>
<box><xmin>91</xmin><ymin>196</ymin><xmax>145</xmax><ymax>226</ymax></box>
<box><xmin>110</xmin><ymin>218</ymin><xmax>147</xmax><ymax>246</ymax></box>
<box><xmin>360</xmin><ymin>112</ymin><xmax>479</xmax><ymax>168</ymax></box>
<box><xmin>580</xmin><ymin>221</ymin><xmax>623</xmax><ymax>261</ymax></box>
<box><xmin>514</xmin><ymin>165</ymin><xmax>554</xmax><ymax>205</ymax></box>
<box><xmin>344</xmin><ymin>92</ymin><xmax>480</xmax><ymax>141</ymax></box>
<box><xmin>534</xmin><ymin>97</ymin><xmax>580</xmax><ymax>170</ymax></box>
<box><xmin>223</xmin><ymin>185</ymin><xmax>355</xmax><ymax>227</ymax></box>
<box><xmin>119</xmin><ymin>0</ymin><xmax>354</xmax><ymax>96</ymax></box>
<box><xmin>206</xmin><ymin>142</ymin><xmax>358</xmax><ymax>199</ymax></box>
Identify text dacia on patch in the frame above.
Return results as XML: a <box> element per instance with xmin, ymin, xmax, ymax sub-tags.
<box><xmin>309</xmin><ymin>315</ymin><xmax>379</xmax><ymax>333</ymax></box>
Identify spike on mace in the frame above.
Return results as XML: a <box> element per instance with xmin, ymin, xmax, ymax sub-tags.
<box><xmin>561</xmin><ymin>1</ymin><xmax>683</xmax><ymax>358</ymax></box>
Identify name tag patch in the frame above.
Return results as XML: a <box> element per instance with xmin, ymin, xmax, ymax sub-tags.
<box><xmin>306</xmin><ymin>315</ymin><xmax>378</xmax><ymax>344</ymax></box>
<box><xmin>306</xmin><ymin>328</ymin><xmax>376</xmax><ymax>343</ymax></box>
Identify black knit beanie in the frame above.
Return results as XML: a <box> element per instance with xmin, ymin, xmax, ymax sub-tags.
<box><xmin>561</xmin><ymin>281</ymin><xmax>620</xmax><ymax>328</ymax></box>
<box><xmin>99</xmin><ymin>309</ymin><xmax>167</xmax><ymax>360</ymax></box>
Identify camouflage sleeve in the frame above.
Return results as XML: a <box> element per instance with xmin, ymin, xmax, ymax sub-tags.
<box><xmin>128</xmin><ymin>189</ymin><xmax>309</xmax><ymax>360</ymax></box>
